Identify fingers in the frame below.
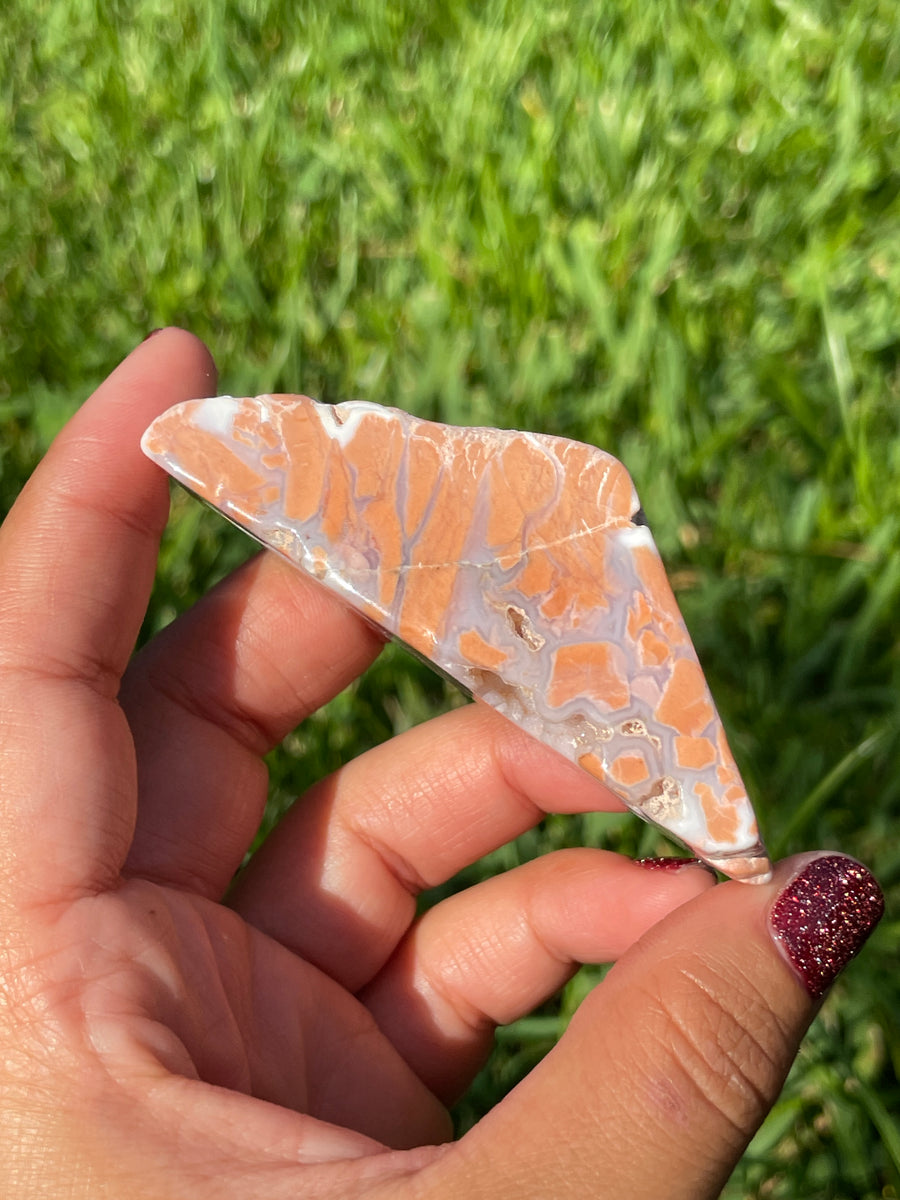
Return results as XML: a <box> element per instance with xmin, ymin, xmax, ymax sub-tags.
<box><xmin>0</xmin><ymin>330</ymin><xmax>217</xmax><ymax>904</ymax></box>
<box><xmin>0</xmin><ymin>329</ymin><xmax>215</xmax><ymax>693</ymax></box>
<box><xmin>119</xmin><ymin>549</ymin><xmax>383</xmax><ymax>897</ymax></box>
<box><xmin>359</xmin><ymin>850</ymin><xmax>716</xmax><ymax>1104</ymax></box>
<box><xmin>229</xmin><ymin>701</ymin><xmax>625</xmax><ymax>990</ymax></box>
<box><xmin>431</xmin><ymin>853</ymin><xmax>883</xmax><ymax>1200</ymax></box>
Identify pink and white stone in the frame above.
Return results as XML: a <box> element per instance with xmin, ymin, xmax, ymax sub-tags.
<box><xmin>142</xmin><ymin>395</ymin><xmax>771</xmax><ymax>883</ymax></box>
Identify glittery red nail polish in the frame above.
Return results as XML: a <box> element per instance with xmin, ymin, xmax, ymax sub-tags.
<box><xmin>637</xmin><ymin>856</ymin><xmax>708</xmax><ymax>872</ymax></box>
<box><xmin>770</xmin><ymin>855</ymin><xmax>883</xmax><ymax>998</ymax></box>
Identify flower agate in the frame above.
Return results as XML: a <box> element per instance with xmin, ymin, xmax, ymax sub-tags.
<box><xmin>142</xmin><ymin>395</ymin><xmax>771</xmax><ymax>883</ymax></box>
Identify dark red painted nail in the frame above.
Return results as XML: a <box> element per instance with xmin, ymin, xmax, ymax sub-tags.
<box><xmin>637</xmin><ymin>856</ymin><xmax>709</xmax><ymax>873</ymax></box>
<box><xmin>770</xmin><ymin>855</ymin><xmax>883</xmax><ymax>998</ymax></box>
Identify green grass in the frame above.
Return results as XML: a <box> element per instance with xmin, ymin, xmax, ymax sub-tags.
<box><xmin>2</xmin><ymin>0</ymin><xmax>900</xmax><ymax>1193</ymax></box>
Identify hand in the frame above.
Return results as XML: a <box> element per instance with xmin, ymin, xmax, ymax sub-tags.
<box><xmin>0</xmin><ymin>330</ymin><xmax>882</xmax><ymax>1199</ymax></box>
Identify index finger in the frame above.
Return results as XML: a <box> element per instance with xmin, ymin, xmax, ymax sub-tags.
<box><xmin>0</xmin><ymin>330</ymin><xmax>216</xmax><ymax>689</ymax></box>
<box><xmin>0</xmin><ymin>329</ymin><xmax>217</xmax><ymax>903</ymax></box>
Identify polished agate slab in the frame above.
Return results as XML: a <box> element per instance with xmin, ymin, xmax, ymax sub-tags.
<box><xmin>142</xmin><ymin>395</ymin><xmax>771</xmax><ymax>883</ymax></box>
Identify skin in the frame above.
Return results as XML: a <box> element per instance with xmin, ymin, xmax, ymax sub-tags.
<box><xmin>0</xmin><ymin>329</ymin><xmax>861</xmax><ymax>1198</ymax></box>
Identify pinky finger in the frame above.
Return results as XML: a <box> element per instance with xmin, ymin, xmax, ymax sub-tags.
<box><xmin>358</xmin><ymin>849</ymin><xmax>714</xmax><ymax>1105</ymax></box>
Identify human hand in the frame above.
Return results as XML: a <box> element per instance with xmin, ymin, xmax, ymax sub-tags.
<box><xmin>0</xmin><ymin>330</ymin><xmax>883</xmax><ymax>1199</ymax></box>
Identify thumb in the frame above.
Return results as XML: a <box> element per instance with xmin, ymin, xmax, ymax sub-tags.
<box><xmin>436</xmin><ymin>853</ymin><xmax>883</xmax><ymax>1200</ymax></box>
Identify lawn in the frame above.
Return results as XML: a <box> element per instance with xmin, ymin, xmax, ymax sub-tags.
<box><xmin>2</xmin><ymin>0</ymin><xmax>899</xmax><ymax>1193</ymax></box>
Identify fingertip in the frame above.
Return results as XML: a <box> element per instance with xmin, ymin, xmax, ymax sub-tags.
<box><xmin>132</xmin><ymin>327</ymin><xmax>218</xmax><ymax>395</ymax></box>
<box><xmin>523</xmin><ymin>849</ymin><xmax>718</xmax><ymax>976</ymax></box>
<box><xmin>767</xmin><ymin>852</ymin><xmax>884</xmax><ymax>1000</ymax></box>
<box><xmin>608</xmin><ymin>852</ymin><xmax>718</xmax><ymax>924</ymax></box>
<box><xmin>636</xmin><ymin>855</ymin><xmax>719</xmax><ymax>880</ymax></box>
<box><xmin>487</xmin><ymin>712</ymin><xmax>628</xmax><ymax>816</ymax></box>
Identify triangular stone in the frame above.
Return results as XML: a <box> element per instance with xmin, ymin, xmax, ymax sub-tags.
<box><xmin>143</xmin><ymin>395</ymin><xmax>770</xmax><ymax>882</ymax></box>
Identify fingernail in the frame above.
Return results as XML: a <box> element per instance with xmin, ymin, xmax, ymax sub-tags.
<box><xmin>637</xmin><ymin>856</ymin><xmax>714</xmax><ymax>877</ymax></box>
<box><xmin>141</xmin><ymin>328</ymin><xmax>164</xmax><ymax>342</ymax></box>
<box><xmin>769</xmin><ymin>855</ymin><xmax>884</xmax><ymax>998</ymax></box>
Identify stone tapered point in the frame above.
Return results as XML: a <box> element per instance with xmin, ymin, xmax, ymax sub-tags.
<box><xmin>142</xmin><ymin>394</ymin><xmax>772</xmax><ymax>883</ymax></box>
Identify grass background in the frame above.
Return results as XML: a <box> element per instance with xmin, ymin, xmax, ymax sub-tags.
<box><xmin>2</xmin><ymin>0</ymin><xmax>899</xmax><ymax>1193</ymax></box>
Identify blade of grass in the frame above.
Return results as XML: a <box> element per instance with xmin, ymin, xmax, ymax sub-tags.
<box><xmin>771</xmin><ymin>725</ymin><xmax>893</xmax><ymax>856</ymax></box>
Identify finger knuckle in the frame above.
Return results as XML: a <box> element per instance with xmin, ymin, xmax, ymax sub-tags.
<box><xmin>647</xmin><ymin>952</ymin><xmax>790</xmax><ymax>1143</ymax></box>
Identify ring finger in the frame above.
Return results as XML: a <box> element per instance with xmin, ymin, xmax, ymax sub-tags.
<box><xmin>359</xmin><ymin>848</ymin><xmax>715</xmax><ymax>1103</ymax></box>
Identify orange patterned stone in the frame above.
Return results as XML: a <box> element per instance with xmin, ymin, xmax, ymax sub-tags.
<box><xmin>142</xmin><ymin>395</ymin><xmax>771</xmax><ymax>883</ymax></box>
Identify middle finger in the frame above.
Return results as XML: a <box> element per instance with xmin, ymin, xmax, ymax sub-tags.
<box><xmin>229</xmin><ymin>700</ymin><xmax>625</xmax><ymax>990</ymax></box>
